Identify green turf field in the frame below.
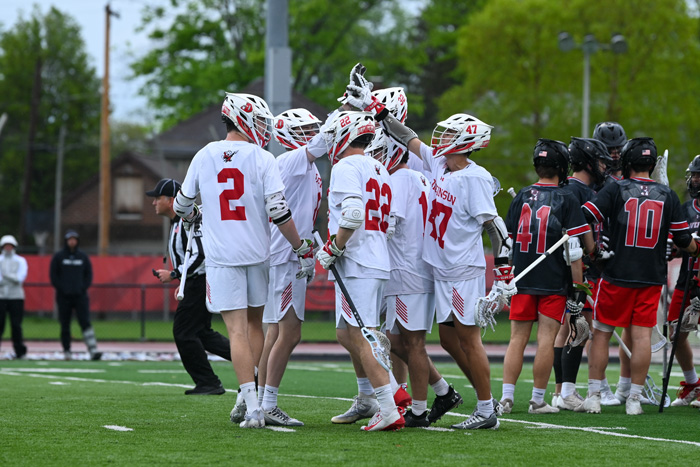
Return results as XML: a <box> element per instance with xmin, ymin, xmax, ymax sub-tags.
<box><xmin>1</xmin><ymin>359</ymin><xmax>698</xmax><ymax>466</ymax></box>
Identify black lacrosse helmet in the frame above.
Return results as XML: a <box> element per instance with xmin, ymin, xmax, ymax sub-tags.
<box><xmin>686</xmin><ymin>155</ymin><xmax>700</xmax><ymax>198</ymax></box>
<box><xmin>621</xmin><ymin>137</ymin><xmax>657</xmax><ymax>179</ymax></box>
<box><xmin>569</xmin><ymin>137</ymin><xmax>612</xmax><ymax>185</ymax></box>
<box><xmin>593</xmin><ymin>121</ymin><xmax>627</xmax><ymax>170</ymax></box>
<box><xmin>533</xmin><ymin>138</ymin><xmax>570</xmax><ymax>186</ymax></box>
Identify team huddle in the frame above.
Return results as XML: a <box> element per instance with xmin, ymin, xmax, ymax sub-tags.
<box><xmin>164</xmin><ymin>63</ymin><xmax>700</xmax><ymax>431</ymax></box>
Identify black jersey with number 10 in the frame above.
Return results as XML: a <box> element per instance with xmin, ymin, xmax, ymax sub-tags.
<box><xmin>506</xmin><ymin>184</ymin><xmax>590</xmax><ymax>295</ymax></box>
<box><xmin>584</xmin><ymin>177</ymin><xmax>690</xmax><ymax>287</ymax></box>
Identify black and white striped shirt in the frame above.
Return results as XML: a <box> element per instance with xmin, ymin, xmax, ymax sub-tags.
<box><xmin>169</xmin><ymin>217</ymin><xmax>206</xmax><ymax>278</ymax></box>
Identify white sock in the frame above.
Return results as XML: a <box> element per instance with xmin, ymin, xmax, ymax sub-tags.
<box><xmin>501</xmin><ymin>383</ymin><xmax>515</xmax><ymax>401</ymax></box>
<box><xmin>629</xmin><ymin>383</ymin><xmax>643</xmax><ymax>397</ymax></box>
<box><xmin>240</xmin><ymin>382</ymin><xmax>259</xmax><ymax>413</ymax></box>
<box><xmin>258</xmin><ymin>388</ymin><xmax>264</xmax><ymax>407</ymax></box>
<box><xmin>234</xmin><ymin>388</ymin><xmax>243</xmax><ymax>407</ymax></box>
<box><xmin>683</xmin><ymin>369</ymin><xmax>699</xmax><ymax>385</ymax></box>
<box><xmin>412</xmin><ymin>400</ymin><xmax>427</xmax><ymax>416</ymax></box>
<box><xmin>261</xmin><ymin>385</ymin><xmax>278</xmax><ymax>411</ymax></box>
<box><xmin>562</xmin><ymin>382</ymin><xmax>576</xmax><ymax>398</ymax></box>
<box><xmin>389</xmin><ymin>371</ymin><xmax>400</xmax><ymax>394</ymax></box>
<box><xmin>431</xmin><ymin>378</ymin><xmax>449</xmax><ymax>397</ymax></box>
<box><xmin>531</xmin><ymin>387</ymin><xmax>546</xmax><ymax>404</ymax></box>
<box><xmin>588</xmin><ymin>379</ymin><xmax>602</xmax><ymax>395</ymax></box>
<box><xmin>358</xmin><ymin>377</ymin><xmax>374</xmax><ymax>395</ymax></box>
<box><xmin>400</xmin><ymin>382</ymin><xmax>408</xmax><ymax>390</ymax></box>
<box><xmin>617</xmin><ymin>376</ymin><xmax>631</xmax><ymax>391</ymax></box>
<box><xmin>600</xmin><ymin>377</ymin><xmax>611</xmax><ymax>391</ymax></box>
<box><xmin>477</xmin><ymin>399</ymin><xmax>494</xmax><ymax>417</ymax></box>
<box><xmin>375</xmin><ymin>384</ymin><xmax>396</xmax><ymax>413</ymax></box>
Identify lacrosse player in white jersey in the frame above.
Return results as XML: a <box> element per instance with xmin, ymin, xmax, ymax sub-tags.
<box><xmin>367</xmin><ymin>129</ymin><xmax>464</xmax><ymax>427</ymax></box>
<box><xmin>316</xmin><ymin>111</ymin><xmax>404</xmax><ymax>432</ymax></box>
<box><xmin>174</xmin><ymin>93</ymin><xmax>314</xmax><ymax>429</ymax></box>
<box><xmin>254</xmin><ymin>109</ymin><xmax>325</xmax><ymax>427</ymax></box>
<box><xmin>344</xmin><ymin>67</ymin><xmax>511</xmax><ymax>430</ymax></box>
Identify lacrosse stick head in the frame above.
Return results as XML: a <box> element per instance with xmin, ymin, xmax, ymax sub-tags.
<box><xmin>475</xmin><ymin>290</ymin><xmax>506</xmax><ymax>331</ymax></box>
<box><xmin>361</xmin><ymin>328</ymin><xmax>392</xmax><ymax>372</ymax></box>
<box><xmin>643</xmin><ymin>375</ymin><xmax>671</xmax><ymax>407</ymax></box>
<box><xmin>567</xmin><ymin>313</ymin><xmax>590</xmax><ymax>348</ymax></box>
<box><xmin>650</xmin><ymin>324</ymin><xmax>668</xmax><ymax>352</ymax></box>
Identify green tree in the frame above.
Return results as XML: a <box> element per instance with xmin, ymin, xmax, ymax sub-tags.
<box><xmin>0</xmin><ymin>6</ymin><xmax>101</xmax><ymax>244</ymax></box>
<box><xmin>442</xmin><ymin>0</ymin><xmax>700</xmax><ymax>213</ymax></box>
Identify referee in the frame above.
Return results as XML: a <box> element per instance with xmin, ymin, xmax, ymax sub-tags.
<box><xmin>147</xmin><ymin>178</ymin><xmax>231</xmax><ymax>395</ymax></box>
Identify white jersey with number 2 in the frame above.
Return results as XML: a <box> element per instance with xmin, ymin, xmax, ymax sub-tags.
<box><xmin>420</xmin><ymin>143</ymin><xmax>497</xmax><ymax>280</ymax></box>
<box><xmin>328</xmin><ymin>154</ymin><xmax>393</xmax><ymax>277</ymax></box>
<box><xmin>180</xmin><ymin>140</ymin><xmax>285</xmax><ymax>267</ymax></box>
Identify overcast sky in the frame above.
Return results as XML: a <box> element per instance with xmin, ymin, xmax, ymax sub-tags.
<box><xmin>3</xmin><ymin>0</ymin><xmax>426</xmax><ymax>125</ymax></box>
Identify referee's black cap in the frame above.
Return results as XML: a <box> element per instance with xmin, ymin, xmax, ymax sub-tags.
<box><xmin>146</xmin><ymin>178</ymin><xmax>181</xmax><ymax>198</ymax></box>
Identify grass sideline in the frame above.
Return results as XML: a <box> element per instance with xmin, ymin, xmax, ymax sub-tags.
<box><xmin>1</xmin><ymin>359</ymin><xmax>698</xmax><ymax>466</ymax></box>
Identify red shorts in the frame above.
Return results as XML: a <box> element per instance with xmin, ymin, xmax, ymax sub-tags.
<box><xmin>594</xmin><ymin>279</ymin><xmax>662</xmax><ymax>328</ymax></box>
<box><xmin>582</xmin><ymin>279</ymin><xmax>600</xmax><ymax>311</ymax></box>
<box><xmin>668</xmin><ymin>288</ymin><xmax>691</xmax><ymax>322</ymax></box>
<box><xmin>509</xmin><ymin>294</ymin><xmax>566</xmax><ymax>323</ymax></box>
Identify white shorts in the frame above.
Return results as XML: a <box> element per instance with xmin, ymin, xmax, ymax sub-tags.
<box><xmin>434</xmin><ymin>275</ymin><xmax>485</xmax><ymax>326</ymax></box>
<box><xmin>263</xmin><ymin>261</ymin><xmax>306</xmax><ymax>324</ymax></box>
<box><xmin>334</xmin><ymin>277</ymin><xmax>386</xmax><ymax>329</ymax></box>
<box><xmin>385</xmin><ymin>293</ymin><xmax>435</xmax><ymax>334</ymax></box>
<box><xmin>205</xmin><ymin>262</ymin><xmax>269</xmax><ymax>313</ymax></box>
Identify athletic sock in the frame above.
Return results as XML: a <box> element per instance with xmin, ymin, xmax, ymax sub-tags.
<box><xmin>240</xmin><ymin>382</ymin><xmax>259</xmax><ymax>413</ymax></box>
<box><xmin>562</xmin><ymin>345</ymin><xmax>584</xmax><ymax>385</ymax></box>
<box><xmin>389</xmin><ymin>371</ymin><xmax>400</xmax><ymax>394</ymax></box>
<box><xmin>617</xmin><ymin>376</ymin><xmax>631</xmax><ymax>394</ymax></box>
<box><xmin>629</xmin><ymin>383</ymin><xmax>643</xmax><ymax>398</ymax></box>
<box><xmin>431</xmin><ymin>378</ymin><xmax>449</xmax><ymax>397</ymax></box>
<box><xmin>400</xmin><ymin>382</ymin><xmax>408</xmax><ymax>390</ymax></box>
<box><xmin>477</xmin><ymin>399</ymin><xmax>494</xmax><ymax>417</ymax></box>
<box><xmin>261</xmin><ymin>385</ymin><xmax>279</xmax><ymax>411</ymax></box>
<box><xmin>375</xmin><ymin>384</ymin><xmax>396</xmax><ymax>413</ymax></box>
<box><xmin>258</xmin><ymin>388</ymin><xmax>264</xmax><ymax>408</ymax></box>
<box><xmin>553</xmin><ymin>347</ymin><xmax>563</xmax><ymax>385</ymax></box>
<box><xmin>588</xmin><ymin>379</ymin><xmax>602</xmax><ymax>395</ymax></box>
<box><xmin>358</xmin><ymin>377</ymin><xmax>374</xmax><ymax>396</ymax></box>
<box><xmin>600</xmin><ymin>377</ymin><xmax>611</xmax><ymax>392</ymax></box>
<box><xmin>531</xmin><ymin>387</ymin><xmax>546</xmax><ymax>404</ymax></box>
<box><xmin>412</xmin><ymin>400</ymin><xmax>427</xmax><ymax>416</ymax></box>
<box><xmin>683</xmin><ymin>369</ymin><xmax>699</xmax><ymax>385</ymax></box>
<box><xmin>501</xmin><ymin>383</ymin><xmax>515</xmax><ymax>401</ymax></box>
<box><xmin>561</xmin><ymin>382</ymin><xmax>577</xmax><ymax>399</ymax></box>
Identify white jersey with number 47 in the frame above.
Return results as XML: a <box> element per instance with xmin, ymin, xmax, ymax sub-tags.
<box><xmin>328</xmin><ymin>154</ymin><xmax>392</xmax><ymax>275</ymax></box>
<box><xmin>180</xmin><ymin>140</ymin><xmax>285</xmax><ymax>267</ymax></box>
<box><xmin>419</xmin><ymin>143</ymin><xmax>497</xmax><ymax>279</ymax></box>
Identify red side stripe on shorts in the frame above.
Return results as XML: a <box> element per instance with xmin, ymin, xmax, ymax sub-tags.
<box><xmin>396</xmin><ymin>297</ymin><xmax>409</xmax><ymax>323</ymax></box>
<box><xmin>280</xmin><ymin>282</ymin><xmax>293</xmax><ymax>312</ymax></box>
<box><xmin>452</xmin><ymin>288</ymin><xmax>464</xmax><ymax>317</ymax></box>
<box><xmin>341</xmin><ymin>294</ymin><xmax>353</xmax><ymax>318</ymax></box>
<box><xmin>206</xmin><ymin>280</ymin><xmax>211</xmax><ymax>303</ymax></box>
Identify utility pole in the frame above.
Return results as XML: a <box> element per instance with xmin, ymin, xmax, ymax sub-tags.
<box><xmin>53</xmin><ymin>125</ymin><xmax>67</xmax><ymax>253</ymax></box>
<box><xmin>19</xmin><ymin>57</ymin><xmax>42</xmax><ymax>244</ymax></box>
<box><xmin>98</xmin><ymin>3</ymin><xmax>119</xmax><ymax>255</ymax></box>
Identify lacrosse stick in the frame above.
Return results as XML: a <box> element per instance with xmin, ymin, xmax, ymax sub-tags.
<box><xmin>564</xmin><ymin>233</ymin><xmax>590</xmax><ymax>348</ymax></box>
<box><xmin>585</xmin><ymin>295</ymin><xmax>670</xmax><ymax>407</ymax></box>
<box><xmin>651</xmin><ymin>149</ymin><xmax>669</xmax><ymax>187</ymax></box>
<box><xmin>507</xmin><ymin>187</ymin><xmax>516</xmax><ymax>198</ymax></box>
<box><xmin>175</xmin><ymin>222</ymin><xmax>195</xmax><ymax>301</ymax></box>
<box><xmin>475</xmin><ymin>234</ymin><xmax>570</xmax><ymax>330</ymax></box>
<box><xmin>661</xmin><ymin>256</ymin><xmax>696</xmax><ymax>412</ymax></box>
<box><xmin>312</xmin><ymin>231</ymin><xmax>392</xmax><ymax>372</ymax></box>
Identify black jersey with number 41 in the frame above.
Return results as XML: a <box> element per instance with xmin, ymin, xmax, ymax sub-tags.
<box><xmin>584</xmin><ymin>177</ymin><xmax>690</xmax><ymax>287</ymax></box>
<box><xmin>506</xmin><ymin>183</ymin><xmax>591</xmax><ymax>295</ymax></box>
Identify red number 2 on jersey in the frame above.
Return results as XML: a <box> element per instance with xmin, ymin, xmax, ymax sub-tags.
<box><xmin>365</xmin><ymin>178</ymin><xmax>392</xmax><ymax>232</ymax></box>
<box><xmin>218</xmin><ymin>168</ymin><xmax>246</xmax><ymax>221</ymax></box>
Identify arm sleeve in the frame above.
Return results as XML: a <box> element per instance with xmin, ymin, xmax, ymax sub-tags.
<box><xmin>418</xmin><ymin>142</ymin><xmax>437</xmax><ymax>174</ymax></box>
<box><xmin>467</xmin><ymin>174</ymin><xmax>498</xmax><ymax>225</ymax></box>
<box><xmin>262</xmin><ymin>150</ymin><xmax>286</xmax><ymax>198</ymax></box>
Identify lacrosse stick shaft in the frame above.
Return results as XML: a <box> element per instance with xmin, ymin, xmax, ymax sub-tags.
<box><xmin>512</xmin><ymin>234</ymin><xmax>570</xmax><ymax>286</ymax></box>
<box><xmin>507</xmin><ymin>187</ymin><xmax>516</xmax><ymax>198</ymax></box>
<box><xmin>176</xmin><ymin>223</ymin><xmax>195</xmax><ymax>301</ymax></box>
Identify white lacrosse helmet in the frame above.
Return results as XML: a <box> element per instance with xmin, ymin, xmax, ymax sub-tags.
<box><xmin>366</xmin><ymin>127</ymin><xmax>405</xmax><ymax>172</ymax></box>
<box><xmin>273</xmin><ymin>108</ymin><xmax>322</xmax><ymax>150</ymax></box>
<box><xmin>323</xmin><ymin>111</ymin><xmax>376</xmax><ymax>163</ymax></box>
<box><xmin>372</xmin><ymin>87</ymin><xmax>408</xmax><ymax>123</ymax></box>
<box><xmin>0</xmin><ymin>235</ymin><xmax>18</xmax><ymax>248</ymax></box>
<box><xmin>431</xmin><ymin>113</ymin><xmax>492</xmax><ymax>158</ymax></box>
<box><xmin>221</xmin><ymin>92</ymin><xmax>273</xmax><ymax>148</ymax></box>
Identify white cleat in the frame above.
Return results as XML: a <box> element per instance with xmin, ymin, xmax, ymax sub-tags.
<box><xmin>263</xmin><ymin>406</ymin><xmax>304</xmax><ymax>426</ymax></box>
<box><xmin>614</xmin><ymin>388</ymin><xmax>630</xmax><ymax>404</ymax></box>
<box><xmin>600</xmin><ymin>388</ymin><xmax>622</xmax><ymax>406</ymax></box>
<box><xmin>528</xmin><ymin>400</ymin><xmax>559</xmax><ymax>414</ymax></box>
<box><xmin>230</xmin><ymin>399</ymin><xmax>247</xmax><ymax>424</ymax></box>
<box><xmin>239</xmin><ymin>409</ymin><xmax>265</xmax><ymax>428</ymax></box>
<box><xmin>626</xmin><ymin>394</ymin><xmax>643</xmax><ymax>415</ymax></box>
<box><xmin>557</xmin><ymin>392</ymin><xmax>584</xmax><ymax>411</ymax></box>
<box><xmin>551</xmin><ymin>393</ymin><xmax>561</xmax><ymax>408</ymax></box>
<box><xmin>499</xmin><ymin>398</ymin><xmax>513</xmax><ymax>414</ymax></box>
<box><xmin>361</xmin><ymin>407</ymin><xmax>404</xmax><ymax>431</ymax></box>
<box><xmin>331</xmin><ymin>394</ymin><xmax>379</xmax><ymax>424</ymax></box>
<box><xmin>574</xmin><ymin>392</ymin><xmax>601</xmax><ymax>413</ymax></box>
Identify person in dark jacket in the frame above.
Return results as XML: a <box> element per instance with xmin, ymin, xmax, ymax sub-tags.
<box><xmin>50</xmin><ymin>230</ymin><xmax>101</xmax><ymax>360</ymax></box>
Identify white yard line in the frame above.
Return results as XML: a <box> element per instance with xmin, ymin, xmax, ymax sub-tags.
<box><xmin>104</xmin><ymin>425</ymin><xmax>133</xmax><ymax>432</ymax></box>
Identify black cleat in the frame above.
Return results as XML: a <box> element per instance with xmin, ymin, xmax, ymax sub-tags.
<box><xmin>185</xmin><ymin>385</ymin><xmax>226</xmax><ymax>395</ymax></box>
<box><xmin>404</xmin><ymin>409</ymin><xmax>431</xmax><ymax>427</ymax></box>
<box><xmin>428</xmin><ymin>386</ymin><xmax>463</xmax><ymax>423</ymax></box>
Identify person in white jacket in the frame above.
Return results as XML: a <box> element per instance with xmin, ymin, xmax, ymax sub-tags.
<box><xmin>0</xmin><ymin>235</ymin><xmax>28</xmax><ymax>359</ymax></box>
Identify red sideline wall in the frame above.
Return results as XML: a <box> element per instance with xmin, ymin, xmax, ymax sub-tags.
<box><xmin>23</xmin><ymin>254</ymin><xmax>503</xmax><ymax>314</ymax></box>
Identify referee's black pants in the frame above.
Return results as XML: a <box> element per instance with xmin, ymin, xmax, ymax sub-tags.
<box><xmin>174</xmin><ymin>274</ymin><xmax>231</xmax><ymax>387</ymax></box>
<box><xmin>0</xmin><ymin>299</ymin><xmax>27</xmax><ymax>358</ymax></box>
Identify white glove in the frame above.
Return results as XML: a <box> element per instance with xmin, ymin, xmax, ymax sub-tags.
<box><xmin>182</xmin><ymin>204</ymin><xmax>202</xmax><ymax>230</ymax></box>
<box><xmin>566</xmin><ymin>298</ymin><xmax>584</xmax><ymax>315</ymax></box>
<box><xmin>337</xmin><ymin>63</ymin><xmax>372</xmax><ymax>103</ymax></box>
<box><xmin>293</xmin><ymin>239</ymin><xmax>316</xmax><ymax>280</ymax></box>
<box><xmin>593</xmin><ymin>234</ymin><xmax>614</xmax><ymax>261</ymax></box>
<box><xmin>666</xmin><ymin>237</ymin><xmax>677</xmax><ymax>261</ymax></box>
<box><xmin>680</xmin><ymin>297</ymin><xmax>700</xmax><ymax>332</ymax></box>
<box><xmin>492</xmin><ymin>264</ymin><xmax>517</xmax><ymax>298</ymax></box>
<box><xmin>386</xmin><ymin>213</ymin><xmax>396</xmax><ymax>241</ymax></box>
<box><xmin>316</xmin><ymin>237</ymin><xmax>345</xmax><ymax>270</ymax></box>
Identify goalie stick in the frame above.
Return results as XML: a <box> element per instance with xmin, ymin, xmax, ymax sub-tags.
<box><xmin>585</xmin><ymin>295</ymin><xmax>670</xmax><ymax>407</ymax></box>
<box><xmin>175</xmin><ymin>222</ymin><xmax>195</xmax><ymax>301</ymax></box>
<box><xmin>312</xmin><ymin>231</ymin><xmax>392</xmax><ymax>372</ymax></box>
<box><xmin>475</xmin><ymin>234</ymin><xmax>570</xmax><ymax>330</ymax></box>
